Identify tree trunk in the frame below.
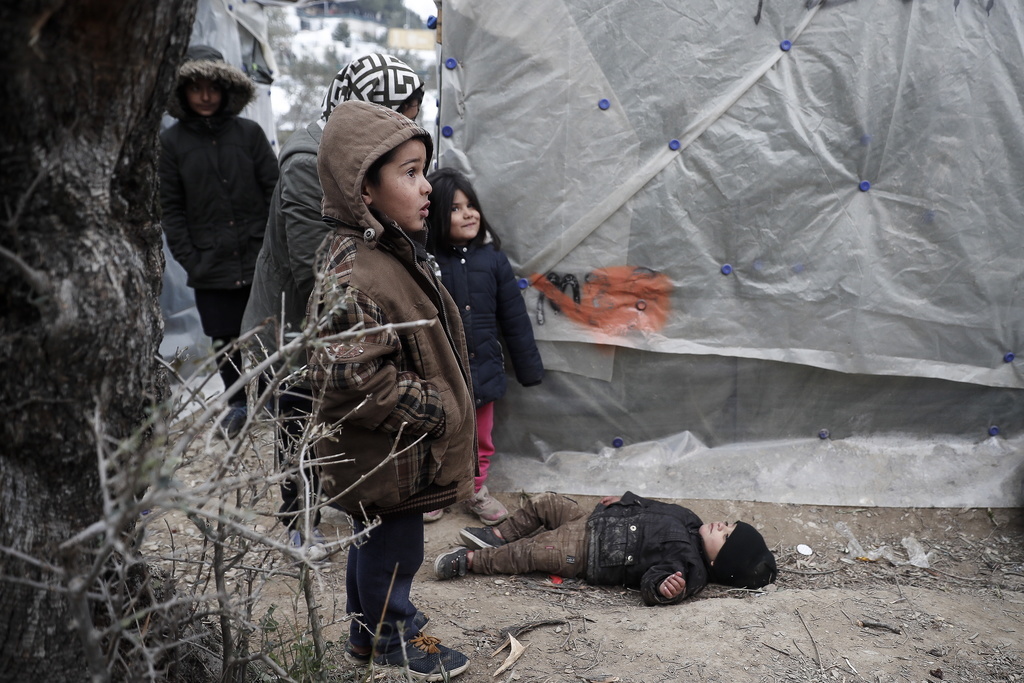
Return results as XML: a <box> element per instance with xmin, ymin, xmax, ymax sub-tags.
<box><xmin>0</xmin><ymin>2</ymin><xmax>196</xmax><ymax>680</ymax></box>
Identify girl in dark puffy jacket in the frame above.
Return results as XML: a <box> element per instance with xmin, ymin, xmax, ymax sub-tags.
<box><xmin>425</xmin><ymin>169</ymin><xmax>545</xmax><ymax>525</ymax></box>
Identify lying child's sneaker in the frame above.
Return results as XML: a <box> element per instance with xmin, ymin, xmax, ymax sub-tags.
<box><xmin>463</xmin><ymin>485</ymin><xmax>508</xmax><ymax>525</ymax></box>
<box><xmin>459</xmin><ymin>526</ymin><xmax>506</xmax><ymax>549</ymax></box>
<box><xmin>423</xmin><ymin>508</ymin><xmax>445</xmax><ymax>523</ymax></box>
<box><xmin>373</xmin><ymin>634</ymin><xmax>470</xmax><ymax>680</ymax></box>
<box><xmin>434</xmin><ymin>547</ymin><xmax>470</xmax><ymax>580</ymax></box>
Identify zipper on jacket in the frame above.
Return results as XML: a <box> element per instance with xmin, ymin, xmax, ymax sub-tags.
<box><xmin>392</xmin><ymin>222</ymin><xmax>472</xmax><ymax>388</ymax></box>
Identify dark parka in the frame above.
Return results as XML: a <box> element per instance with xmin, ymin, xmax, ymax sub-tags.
<box><xmin>307</xmin><ymin>101</ymin><xmax>476</xmax><ymax>516</ymax></box>
<box><xmin>586</xmin><ymin>491</ymin><xmax>710</xmax><ymax>606</ymax></box>
<box><xmin>159</xmin><ymin>46</ymin><xmax>279</xmax><ymax>290</ymax></box>
<box><xmin>434</xmin><ymin>242</ymin><xmax>544</xmax><ymax>406</ymax></box>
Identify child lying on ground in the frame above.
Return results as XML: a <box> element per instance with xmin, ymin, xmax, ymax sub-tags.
<box><xmin>434</xmin><ymin>491</ymin><xmax>777</xmax><ymax>605</ymax></box>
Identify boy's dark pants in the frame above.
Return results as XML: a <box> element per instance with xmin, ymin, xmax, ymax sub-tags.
<box><xmin>473</xmin><ymin>492</ymin><xmax>589</xmax><ymax>578</ymax></box>
<box><xmin>347</xmin><ymin>513</ymin><xmax>423</xmax><ymax>652</ymax></box>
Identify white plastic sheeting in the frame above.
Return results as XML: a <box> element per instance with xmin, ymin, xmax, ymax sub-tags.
<box><xmin>433</xmin><ymin>0</ymin><xmax>1024</xmax><ymax>506</ymax></box>
<box><xmin>190</xmin><ymin>0</ymin><xmax>280</xmax><ymax>148</ymax></box>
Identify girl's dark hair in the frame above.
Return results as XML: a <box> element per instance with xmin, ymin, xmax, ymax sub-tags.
<box><xmin>425</xmin><ymin>167</ymin><xmax>501</xmax><ymax>253</ymax></box>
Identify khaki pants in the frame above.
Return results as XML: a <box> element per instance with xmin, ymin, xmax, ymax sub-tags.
<box><xmin>472</xmin><ymin>492</ymin><xmax>589</xmax><ymax>578</ymax></box>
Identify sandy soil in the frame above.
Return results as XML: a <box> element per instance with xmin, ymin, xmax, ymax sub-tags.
<box><xmin>142</xmin><ymin>431</ymin><xmax>1024</xmax><ymax>683</ymax></box>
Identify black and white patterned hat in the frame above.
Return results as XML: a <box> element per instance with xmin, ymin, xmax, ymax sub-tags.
<box><xmin>321</xmin><ymin>53</ymin><xmax>423</xmax><ymax>122</ymax></box>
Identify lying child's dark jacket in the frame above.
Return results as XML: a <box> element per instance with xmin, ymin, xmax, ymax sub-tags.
<box><xmin>585</xmin><ymin>491</ymin><xmax>709</xmax><ymax>606</ymax></box>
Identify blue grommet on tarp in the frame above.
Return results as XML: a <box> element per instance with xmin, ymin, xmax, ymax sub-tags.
<box><xmin>780</xmin><ymin>40</ymin><xmax>792</xmax><ymax>51</ymax></box>
<box><xmin>721</xmin><ymin>264</ymin><xmax>733</xmax><ymax>275</ymax></box>
<box><xmin>441</xmin><ymin>125</ymin><xmax>453</xmax><ymax>138</ymax></box>
<box><xmin>859</xmin><ymin>180</ymin><xmax>871</xmax><ymax>192</ymax></box>
<box><xmin>598</xmin><ymin>98</ymin><xmax>610</xmax><ymax>110</ymax></box>
<box><xmin>669</xmin><ymin>139</ymin><xmax>681</xmax><ymax>150</ymax></box>
<box><xmin>1004</xmin><ymin>352</ymin><xmax>1015</xmax><ymax>363</ymax></box>
<box><xmin>612</xmin><ymin>437</ymin><xmax>624</xmax><ymax>448</ymax></box>
<box><xmin>988</xmin><ymin>425</ymin><xmax>1000</xmax><ymax>437</ymax></box>
<box><xmin>818</xmin><ymin>429</ymin><xmax>830</xmax><ymax>439</ymax></box>
<box><xmin>427</xmin><ymin>15</ymin><xmax>437</xmax><ymax>29</ymax></box>
<box><xmin>445</xmin><ymin>57</ymin><xmax>458</xmax><ymax>69</ymax></box>
<box><xmin>517</xmin><ymin>278</ymin><xmax>529</xmax><ymax>290</ymax></box>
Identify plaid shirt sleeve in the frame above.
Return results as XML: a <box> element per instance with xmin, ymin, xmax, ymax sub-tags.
<box><xmin>308</xmin><ymin>264</ymin><xmax>445</xmax><ymax>437</ymax></box>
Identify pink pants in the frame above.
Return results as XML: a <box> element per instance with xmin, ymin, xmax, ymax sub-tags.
<box><xmin>475</xmin><ymin>402</ymin><xmax>495</xmax><ymax>492</ymax></box>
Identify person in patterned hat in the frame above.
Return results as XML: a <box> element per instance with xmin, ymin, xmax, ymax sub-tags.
<box><xmin>241</xmin><ymin>54</ymin><xmax>424</xmax><ymax>552</ymax></box>
<box><xmin>320</xmin><ymin>52</ymin><xmax>424</xmax><ymax>122</ymax></box>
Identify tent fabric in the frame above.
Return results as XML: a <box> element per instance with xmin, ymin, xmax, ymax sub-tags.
<box><xmin>433</xmin><ymin>0</ymin><xmax>1024</xmax><ymax>506</ymax></box>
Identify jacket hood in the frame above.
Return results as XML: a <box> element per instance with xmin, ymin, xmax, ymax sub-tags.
<box><xmin>321</xmin><ymin>53</ymin><xmax>424</xmax><ymax>123</ymax></box>
<box><xmin>318</xmin><ymin>99</ymin><xmax>433</xmax><ymax>239</ymax></box>
<box><xmin>167</xmin><ymin>45</ymin><xmax>256</xmax><ymax>120</ymax></box>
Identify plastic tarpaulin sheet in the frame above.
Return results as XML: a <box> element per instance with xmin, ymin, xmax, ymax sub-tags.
<box><xmin>433</xmin><ymin>0</ymin><xmax>1024</xmax><ymax>506</ymax></box>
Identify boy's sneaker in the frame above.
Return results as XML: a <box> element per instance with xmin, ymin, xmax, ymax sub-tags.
<box><xmin>463</xmin><ymin>485</ymin><xmax>508</xmax><ymax>525</ymax></box>
<box><xmin>459</xmin><ymin>526</ymin><xmax>506</xmax><ymax>549</ymax></box>
<box><xmin>343</xmin><ymin>611</ymin><xmax>431</xmax><ymax>666</ymax></box>
<box><xmin>423</xmin><ymin>508</ymin><xmax>445</xmax><ymax>523</ymax></box>
<box><xmin>433</xmin><ymin>548</ymin><xmax>470</xmax><ymax>580</ymax></box>
<box><xmin>373</xmin><ymin>634</ymin><xmax>469</xmax><ymax>680</ymax></box>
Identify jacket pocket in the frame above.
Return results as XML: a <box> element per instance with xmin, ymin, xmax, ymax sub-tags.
<box><xmin>399</xmin><ymin>326</ymin><xmax>440</xmax><ymax>384</ymax></box>
<box><xmin>596</xmin><ymin>519</ymin><xmax>638</xmax><ymax>568</ymax></box>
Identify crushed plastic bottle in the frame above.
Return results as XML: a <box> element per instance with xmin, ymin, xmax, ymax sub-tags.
<box><xmin>834</xmin><ymin>521</ymin><xmax>866</xmax><ymax>557</ymax></box>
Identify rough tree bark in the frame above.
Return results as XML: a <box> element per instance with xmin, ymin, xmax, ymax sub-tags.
<box><xmin>0</xmin><ymin>2</ymin><xmax>197</xmax><ymax>680</ymax></box>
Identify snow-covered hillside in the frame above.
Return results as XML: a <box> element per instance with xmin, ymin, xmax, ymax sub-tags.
<box><xmin>270</xmin><ymin>8</ymin><xmax>437</xmax><ymax>132</ymax></box>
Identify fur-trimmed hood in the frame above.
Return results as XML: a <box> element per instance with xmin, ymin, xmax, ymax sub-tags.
<box><xmin>167</xmin><ymin>45</ymin><xmax>256</xmax><ymax>120</ymax></box>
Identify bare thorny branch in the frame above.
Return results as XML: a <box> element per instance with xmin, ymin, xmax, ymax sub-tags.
<box><xmin>0</xmin><ymin>279</ymin><xmax>436</xmax><ymax>682</ymax></box>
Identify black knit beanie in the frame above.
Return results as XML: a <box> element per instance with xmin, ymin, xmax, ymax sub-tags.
<box><xmin>709</xmin><ymin>522</ymin><xmax>777</xmax><ymax>589</ymax></box>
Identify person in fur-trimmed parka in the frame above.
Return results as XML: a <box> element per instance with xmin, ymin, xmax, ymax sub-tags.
<box><xmin>159</xmin><ymin>45</ymin><xmax>278</xmax><ymax>436</ymax></box>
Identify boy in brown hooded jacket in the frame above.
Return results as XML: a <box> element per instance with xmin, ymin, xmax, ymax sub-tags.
<box><xmin>307</xmin><ymin>100</ymin><xmax>475</xmax><ymax>679</ymax></box>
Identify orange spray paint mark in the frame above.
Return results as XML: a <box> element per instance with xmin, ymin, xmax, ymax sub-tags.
<box><xmin>531</xmin><ymin>266</ymin><xmax>672</xmax><ymax>335</ymax></box>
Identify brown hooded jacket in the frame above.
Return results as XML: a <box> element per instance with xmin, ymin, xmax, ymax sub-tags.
<box><xmin>307</xmin><ymin>100</ymin><xmax>476</xmax><ymax>516</ymax></box>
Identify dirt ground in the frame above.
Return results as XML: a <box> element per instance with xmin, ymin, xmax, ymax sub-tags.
<box><xmin>143</xmin><ymin>430</ymin><xmax>1024</xmax><ymax>683</ymax></box>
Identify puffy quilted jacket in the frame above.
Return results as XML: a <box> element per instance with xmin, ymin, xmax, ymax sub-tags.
<box><xmin>434</xmin><ymin>242</ymin><xmax>544</xmax><ymax>406</ymax></box>
<box><xmin>586</xmin><ymin>491</ymin><xmax>710</xmax><ymax>606</ymax></box>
